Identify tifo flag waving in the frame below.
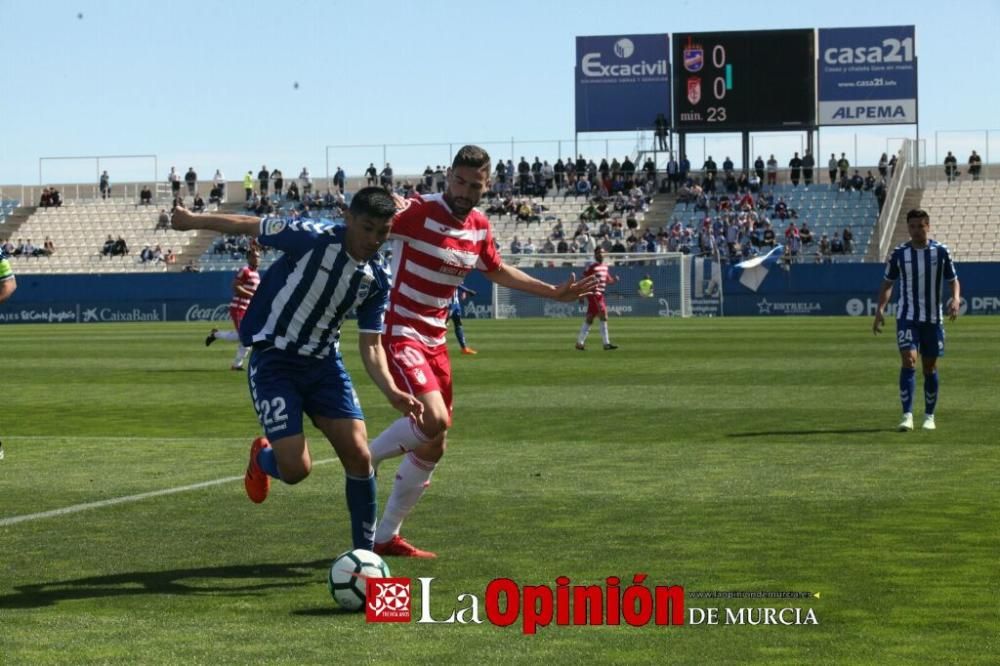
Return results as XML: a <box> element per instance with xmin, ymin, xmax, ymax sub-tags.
<box><xmin>731</xmin><ymin>245</ymin><xmax>784</xmax><ymax>292</ymax></box>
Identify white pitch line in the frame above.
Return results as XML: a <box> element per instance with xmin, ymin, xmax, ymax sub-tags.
<box><xmin>0</xmin><ymin>458</ymin><xmax>339</xmax><ymax>527</ymax></box>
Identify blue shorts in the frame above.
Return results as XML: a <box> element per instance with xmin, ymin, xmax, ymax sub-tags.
<box><xmin>247</xmin><ymin>346</ymin><xmax>363</xmax><ymax>440</ymax></box>
<box><xmin>896</xmin><ymin>320</ymin><xmax>945</xmax><ymax>358</ymax></box>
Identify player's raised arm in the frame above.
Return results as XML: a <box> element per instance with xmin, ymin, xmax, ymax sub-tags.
<box><xmin>171</xmin><ymin>205</ymin><xmax>260</xmax><ymax>236</ymax></box>
<box><xmin>357</xmin><ymin>332</ymin><xmax>423</xmax><ymax>418</ymax></box>
<box><xmin>484</xmin><ymin>264</ymin><xmax>599</xmax><ymax>302</ymax></box>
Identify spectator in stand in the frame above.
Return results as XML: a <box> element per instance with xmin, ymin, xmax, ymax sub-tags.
<box><xmin>784</xmin><ymin>220</ymin><xmax>799</xmax><ymax>243</ymax></box>
<box><xmin>140</xmin><ymin>185</ymin><xmax>153</xmax><ymax>205</ymax></box>
<box><xmin>258</xmin><ymin>165</ymin><xmax>270</xmax><ymax>195</ymax></box>
<box><xmin>510</xmin><ymin>236</ymin><xmax>522</xmax><ymax>254</ymax></box>
<box><xmin>802</xmin><ymin>150</ymin><xmax>815</xmax><ymax>186</ymax></box>
<box><xmin>944</xmin><ymin>152</ymin><xmax>958</xmax><ymax>182</ymax></box>
<box><xmin>243</xmin><ymin>171</ymin><xmax>254</xmax><ymax>201</ymax></box>
<box><xmin>830</xmin><ymin>233</ymin><xmax>844</xmax><ymax>255</ymax></box>
<box><xmin>271</xmin><ymin>168</ymin><xmax>283</xmax><ymax>199</ymax></box>
<box><xmin>101</xmin><ymin>235</ymin><xmax>115</xmax><ymax>257</ymax></box>
<box><xmin>664</xmin><ymin>155</ymin><xmax>679</xmax><ymax>193</ymax></box>
<box><xmin>789</xmin><ymin>152</ymin><xmax>803</xmax><ymax>186</ymax></box>
<box><xmin>828</xmin><ymin>153</ymin><xmax>838</xmax><ymax>185</ymax></box>
<box><xmin>156</xmin><ymin>209</ymin><xmax>171</xmax><ymax>231</ymax></box>
<box><xmin>766</xmin><ymin>154</ymin><xmax>778</xmax><ymax>185</ymax></box>
<box><xmin>495</xmin><ymin>160</ymin><xmax>506</xmax><ymax>184</ymax></box>
<box><xmin>553</xmin><ymin>159</ymin><xmax>565</xmax><ymax>190</ymax></box>
<box><xmin>878</xmin><ymin>153</ymin><xmax>889</xmax><ymax>180</ymax></box>
<box><xmin>46</xmin><ymin>188</ymin><xmax>61</xmax><ymax>207</ymax></box>
<box><xmin>837</xmin><ymin>153</ymin><xmax>850</xmax><ymax>181</ymax></box>
<box><xmin>99</xmin><ymin>170</ymin><xmax>111</xmax><ymax>200</ymax></box>
<box><xmin>152</xmin><ymin>244</ymin><xmax>164</xmax><ymax>262</ymax></box>
<box><xmin>968</xmin><ymin>151</ymin><xmax>982</xmax><ymax>181</ymax></box>
<box><xmin>112</xmin><ymin>236</ymin><xmax>128</xmax><ymax>257</ymax></box>
<box><xmin>819</xmin><ymin>233</ymin><xmax>831</xmax><ymax>261</ymax></box>
<box><xmin>888</xmin><ymin>154</ymin><xmax>897</xmax><ymax>177</ymax></box>
<box><xmin>213</xmin><ymin>169</ymin><xmax>226</xmax><ymax>203</ymax></box>
<box><xmin>799</xmin><ymin>222</ymin><xmax>813</xmax><ymax>246</ymax></box>
<box><xmin>193</xmin><ymin>192</ymin><xmax>206</xmax><ymax>212</ymax></box>
<box><xmin>140</xmin><ymin>244</ymin><xmax>154</xmax><ymax>263</ymax></box>
<box><xmin>850</xmin><ymin>170</ymin><xmax>864</xmax><ymax>192</ymax></box>
<box><xmin>842</xmin><ymin>227</ymin><xmax>854</xmax><ymax>254</ymax></box>
<box><xmin>722</xmin><ymin>156</ymin><xmax>734</xmax><ymax>180</ymax></box>
<box><xmin>1</xmin><ymin>239</ymin><xmax>14</xmax><ymax>255</ymax></box>
<box><xmin>301</xmin><ymin>166</ymin><xmax>313</xmax><ymax>195</ymax></box>
<box><xmin>864</xmin><ymin>171</ymin><xmax>876</xmax><ymax>191</ymax></box>
<box><xmin>875</xmin><ymin>179</ymin><xmax>887</xmax><ymax>213</ymax></box>
<box><xmin>434</xmin><ymin>166</ymin><xmax>446</xmax><ymax>193</ymax></box>
<box><xmin>168</xmin><ymin>167</ymin><xmax>181</xmax><ymax>197</ymax></box>
<box><xmin>184</xmin><ymin>167</ymin><xmax>198</xmax><ymax>197</ymax></box>
<box><xmin>379</xmin><ymin>163</ymin><xmax>393</xmax><ymax>189</ymax></box>
<box><xmin>182</xmin><ymin>260</ymin><xmax>200</xmax><ymax>273</ymax></box>
<box><xmin>287</xmin><ymin>181</ymin><xmax>300</xmax><ymax>201</ymax></box>
<box><xmin>752</xmin><ymin>155</ymin><xmax>764</xmax><ymax>182</ymax></box>
<box><xmin>654</xmin><ymin>113</ymin><xmax>669</xmax><ymax>151</ymax></box>
<box><xmin>164</xmin><ymin>248</ymin><xmax>176</xmax><ymax>265</ymax></box>
<box><xmin>22</xmin><ymin>239</ymin><xmax>37</xmax><ymax>257</ymax></box>
<box><xmin>522</xmin><ymin>238</ymin><xmax>536</xmax><ymax>255</ymax></box>
<box><xmin>762</xmin><ymin>222</ymin><xmax>776</xmax><ymax>248</ymax></box>
<box><xmin>365</xmin><ymin>163</ymin><xmax>377</xmax><ymax>186</ymax></box>
<box><xmin>333</xmin><ymin>167</ymin><xmax>345</xmax><ymax>194</ymax></box>
<box><xmin>541</xmin><ymin>161</ymin><xmax>555</xmax><ymax>191</ymax></box>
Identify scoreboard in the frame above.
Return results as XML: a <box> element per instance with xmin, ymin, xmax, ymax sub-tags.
<box><xmin>672</xmin><ymin>29</ymin><xmax>815</xmax><ymax>131</ymax></box>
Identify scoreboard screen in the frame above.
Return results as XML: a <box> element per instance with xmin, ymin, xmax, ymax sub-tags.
<box><xmin>673</xmin><ymin>29</ymin><xmax>815</xmax><ymax>131</ymax></box>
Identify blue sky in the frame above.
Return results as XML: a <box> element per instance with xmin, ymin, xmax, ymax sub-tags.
<box><xmin>1</xmin><ymin>0</ymin><xmax>997</xmax><ymax>186</ymax></box>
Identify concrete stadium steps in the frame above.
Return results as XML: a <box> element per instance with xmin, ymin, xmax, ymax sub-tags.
<box><xmin>8</xmin><ymin>201</ymin><xmax>201</xmax><ymax>274</ymax></box>
<box><xmin>916</xmin><ymin>180</ymin><xmax>1000</xmax><ymax>261</ymax></box>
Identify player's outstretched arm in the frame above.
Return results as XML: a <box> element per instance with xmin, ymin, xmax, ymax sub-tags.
<box><xmin>358</xmin><ymin>332</ymin><xmax>423</xmax><ymax>418</ymax></box>
<box><xmin>484</xmin><ymin>264</ymin><xmax>599</xmax><ymax>302</ymax></box>
<box><xmin>872</xmin><ymin>279</ymin><xmax>894</xmax><ymax>335</ymax></box>
<box><xmin>171</xmin><ymin>205</ymin><xmax>260</xmax><ymax>236</ymax></box>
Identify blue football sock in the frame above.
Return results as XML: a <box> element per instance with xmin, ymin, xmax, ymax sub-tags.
<box><xmin>345</xmin><ymin>472</ymin><xmax>377</xmax><ymax>550</ymax></box>
<box><xmin>899</xmin><ymin>367</ymin><xmax>916</xmax><ymax>414</ymax></box>
<box><xmin>256</xmin><ymin>446</ymin><xmax>282</xmax><ymax>480</ymax></box>
<box><xmin>924</xmin><ymin>371</ymin><xmax>939</xmax><ymax>416</ymax></box>
<box><xmin>455</xmin><ymin>324</ymin><xmax>468</xmax><ymax>349</ymax></box>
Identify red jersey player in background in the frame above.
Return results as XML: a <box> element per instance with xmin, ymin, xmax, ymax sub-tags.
<box><xmin>368</xmin><ymin>145</ymin><xmax>598</xmax><ymax>558</ymax></box>
<box><xmin>205</xmin><ymin>245</ymin><xmax>261</xmax><ymax>370</ymax></box>
<box><xmin>575</xmin><ymin>246</ymin><xmax>618</xmax><ymax>351</ymax></box>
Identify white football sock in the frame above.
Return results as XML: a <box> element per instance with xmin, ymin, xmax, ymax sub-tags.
<box><xmin>215</xmin><ymin>330</ymin><xmax>240</xmax><ymax>341</ymax></box>
<box><xmin>577</xmin><ymin>322</ymin><xmax>591</xmax><ymax>345</ymax></box>
<box><xmin>232</xmin><ymin>345</ymin><xmax>248</xmax><ymax>367</ymax></box>
<box><xmin>369</xmin><ymin>417</ymin><xmax>432</xmax><ymax>466</ymax></box>
<box><xmin>600</xmin><ymin>321</ymin><xmax>610</xmax><ymax>345</ymax></box>
<box><xmin>374</xmin><ymin>452</ymin><xmax>436</xmax><ymax>543</ymax></box>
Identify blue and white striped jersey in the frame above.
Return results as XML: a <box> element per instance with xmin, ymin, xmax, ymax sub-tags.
<box><xmin>884</xmin><ymin>240</ymin><xmax>958</xmax><ymax>324</ymax></box>
<box><xmin>240</xmin><ymin>217</ymin><xmax>390</xmax><ymax>359</ymax></box>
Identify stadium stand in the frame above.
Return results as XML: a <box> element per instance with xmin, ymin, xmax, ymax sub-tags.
<box><xmin>7</xmin><ymin>200</ymin><xmax>200</xmax><ymax>274</ymax></box>
<box><xmin>666</xmin><ymin>183</ymin><xmax>878</xmax><ymax>261</ymax></box>
<box><xmin>918</xmin><ymin>179</ymin><xmax>1000</xmax><ymax>261</ymax></box>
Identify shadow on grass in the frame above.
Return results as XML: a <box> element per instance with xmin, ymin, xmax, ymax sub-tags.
<box><xmin>727</xmin><ymin>428</ymin><xmax>888</xmax><ymax>438</ymax></box>
<box><xmin>0</xmin><ymin>559</ymin><xmax>329</xmax><ymax>609</ymax></box>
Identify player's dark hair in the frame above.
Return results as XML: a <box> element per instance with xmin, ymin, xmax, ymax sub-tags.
<box><xmin>349</xmin><ymin>186</ymin><xmax>397</xmax><ymax>219</ymax></box>
<box><xmin>452</xmin><ymin>145</ymin><xmax>491</xmax><ymax>173</ymax></box>
<box><xmin>906</xmin><ymin>208</ymin><xmax>929</xmax><ymax>222</ymax></box>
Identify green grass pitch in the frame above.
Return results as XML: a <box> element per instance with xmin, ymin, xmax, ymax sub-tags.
<box><xmin>1</xmin><ymin>318</ymin><xmax>997</xmax><ymax>664</ymax></box>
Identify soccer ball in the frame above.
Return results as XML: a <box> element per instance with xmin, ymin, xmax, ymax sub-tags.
<box><xmin>328</xmin><ymin>548</ymin><xmax>390</xmax><ymax>611</ymax></box>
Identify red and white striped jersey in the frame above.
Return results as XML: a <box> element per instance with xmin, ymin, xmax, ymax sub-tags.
<box><xmin>385</xmin><ymin>193</ymin><xmax>502</xmax><ymax>348</ymax></box>
<box><xmin>230</xmin><ymin>265</ymin><xmax>260</xmax><ymax>312</ymax></box>
<box><xmin>583</xmin><ymin>261</ymin><xmax>612</xmax><ymax>296</ymax></box>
